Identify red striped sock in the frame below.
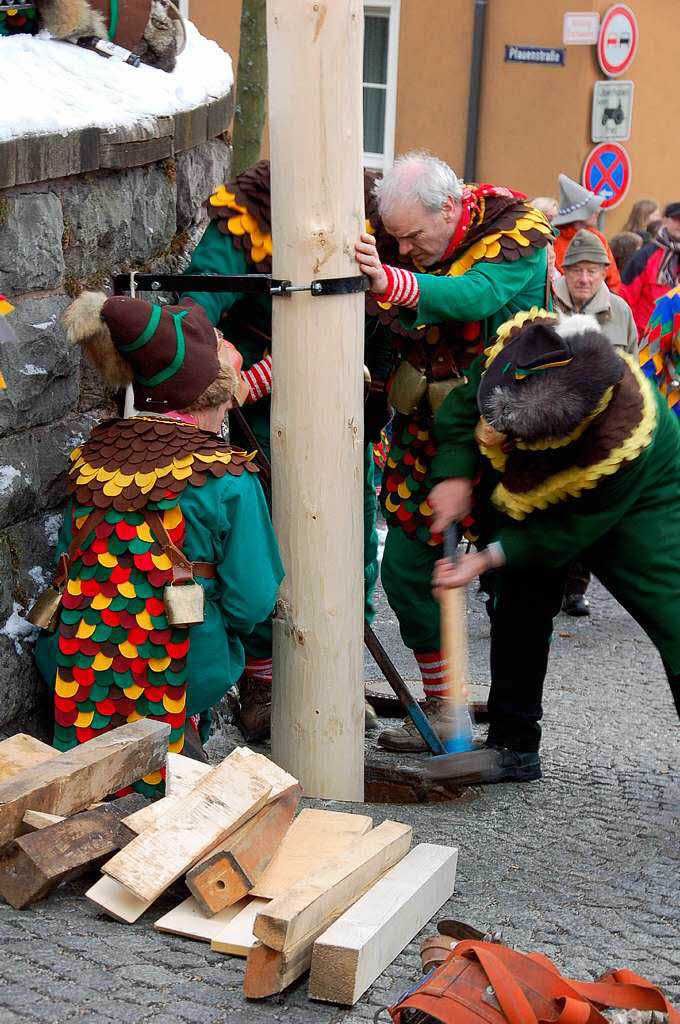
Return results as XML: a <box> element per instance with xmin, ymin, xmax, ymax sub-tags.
<box><xmin>244</xmin><ymin>656</ymin><xmax>272</xmax><ymax>687</ymax></box>
<box><xmin>242</xmin><ymin>354</ymin><xmax>273</xmax><ymax>403</ymax></box>
<box><xmin>374</xmin><ymin>265</ymin><xmax>420</xmax><ymax>308</ymax></box>
<box><xmin>415</xmin><ymin>650</ymin><xmax>450</xmax><ymax>699</ymax></box>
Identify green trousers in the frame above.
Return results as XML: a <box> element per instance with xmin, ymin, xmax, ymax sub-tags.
<box><xmin>380</xmin><ymin>526</ymin><xmax>441</xmax><ymax>653</ymax></box>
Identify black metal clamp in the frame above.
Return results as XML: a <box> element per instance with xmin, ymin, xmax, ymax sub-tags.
<box><xmin>112</xmin><ymin>272</ymin><xmax>368</xmax><ymax>299</ymax></box>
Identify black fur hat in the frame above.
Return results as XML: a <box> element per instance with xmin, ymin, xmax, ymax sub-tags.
<box><xmin>478</xmin><ymin>314</ymin><xmax>624</xmax><ymax>442</ymax></box>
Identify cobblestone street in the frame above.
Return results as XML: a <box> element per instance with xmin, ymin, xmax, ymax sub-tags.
<box><xmin>0</xmin><ymin>575</ymin><xmax>678</xmax><ymax>1024</ymax></box>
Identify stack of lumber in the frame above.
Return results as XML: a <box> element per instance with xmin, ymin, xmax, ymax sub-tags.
<box><xmin>0</xmin><ymin>727</ymin><xmax>459</xmax><ymax>1007</ymax></box>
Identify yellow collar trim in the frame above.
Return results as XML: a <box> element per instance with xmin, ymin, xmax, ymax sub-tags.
<box><xmin>490</xmin><ymin>355</ymin><xmax>657</xmax><ymax>521</ymax></box>
<box><xmin>209</xmin><ymin>185</ymin><xmax>273</xmax><ymax>263</ymax></box>
<box><xmin>446</xmin><ymin>209</ymin><xmax>552</xmax><ymax>278</ymax></box>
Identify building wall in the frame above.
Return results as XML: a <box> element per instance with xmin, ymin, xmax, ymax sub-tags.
<box><xmin>188</xmin><ymin>0</ymin><xmax>675</xmax><ymax>234</ymax></box>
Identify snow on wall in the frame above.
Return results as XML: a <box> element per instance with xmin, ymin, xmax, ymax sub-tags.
<box><xmin>0</xmin><ymin>20</ymin><xmax>233</xmax><ymax>143</ymax></box>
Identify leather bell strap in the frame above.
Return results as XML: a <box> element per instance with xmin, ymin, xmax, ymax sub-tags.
<box><xmin>144</xmin><ymin>510</ymin><xmax>215</xmax><ymax>581</ymax></box>
<box><xmin>53</xmin><ymin>508</ymin><xmax>109</xmax><ymax>589</ymax></box>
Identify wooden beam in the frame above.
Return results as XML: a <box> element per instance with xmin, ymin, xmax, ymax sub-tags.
<box><xmin>308</xmin><ymin>843</ymin><xmax>459</xmax><ymax>1005</ymax></box>
<box><xmin>0</xmin><ymin>720</ymin><xmax>170</xmax><ymax>847</ymax></box>
<box><xmin>186</xmin><ymin>787</ymin><xmax>300</xmax><ymax>915</ymax></box>
<box><xmin>0</xmin><ymin>798</ymin><xmax>139</xmax><ymax>909</ymax></box>
<box><xmin>267</xmin><ymin>0</ymin><xmax>366</xmax><ymax>801</ymax></box>
<box><xmin>244</xmin><ymin>938</ymin><xmax>313</xmax><ymax>999</ymax></box>
<box><xmin>249</xmin><ymin>808</ymin><xmax>373</xmax><ymax>900</ymax></box>
<box><xmin>210</xmin><ymin>897</ymin><xmax>269</xmax><ymax>956</ymax></box>
<box><xmin>102</xmin><ymin>748</ymin><xmax>272</xmax><ymax>903</ymax></box>
<box><xmin>253</xmin><ymin>820</ymin><xmax>412</xmax><ymax>952</ymax></box>
<box><xmin>21</xmin><ymin>810</ymin><xmax>64</xmax><ymax>831</ymax></box>
<box><xmin>0</xmin><ymin>734</ymin><xmax>59</xmax><ymax>787</ymax></box>
<box><xmin>154</xmin><ymin>895</ymin><xmax>250</xmax><ymax>943</ymax></box>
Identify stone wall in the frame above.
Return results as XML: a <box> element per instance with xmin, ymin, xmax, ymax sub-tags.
<box><xmin>0</xmin><ymin>127</ymin><xmax>231</xmax><ymax>739</ymax></box>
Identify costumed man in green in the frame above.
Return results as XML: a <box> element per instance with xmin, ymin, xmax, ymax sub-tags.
<box><xmin>180</xmin><ymin>160</ymin><xmax>392</xmax><ymax>740</ymax></box>
<box><xmin>432</xmin><ymin>309</ymin><xmax>680</xmax><ymax>780</ymax></box>
<box><xmin>34</xmin><ymin>291</ymin><xmax>284</xmax><ymax>793</ymax></box>
<box><xmin>355</xmin><ymin>150</ymin><xmax>552</xmax><ymax>751</ymax></box>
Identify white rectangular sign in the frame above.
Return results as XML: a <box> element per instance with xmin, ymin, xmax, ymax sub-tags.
<box><xmin>591</xmin><ymin>79</ymin><xmax>634</xmax><ymax>141</ymax></box>
<box><xmin>563</xmin><ymin>11</ymin><xmax>600</xmax><ymax>45</ymax></box>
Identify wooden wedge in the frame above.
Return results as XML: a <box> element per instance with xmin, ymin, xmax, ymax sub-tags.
<box><xmin>210</xmin><ymin>897</ymin><xmax>269</xmax><ymax>956</ymax></box>
<box><xmin>102</xmin><ymin>748</ymin><xmax>272</xmax><ymax>903</ymax></box>
<box><xmin>0</xmin><ymin>734</ymin><xmax>56</xmax><ymax>786</ymax></box>
<box><xmin>308</xmin><ymin>843</ymin><xmax>458</xmax><ymax>1005</ymax></box>
<box><xmin>86</xmin><ymin>874</ymin><xmax>153</xmax><ymax>924</ymax></box>
<box><xmin>244</xmin><ymin>938</ymin><xmax>313</xmax><ymax>999</ymax></box>
<box><xmin>0</xmin><ymin>797</ymin><xmax>139</xmax><ymax>909</ymax></box>
<box><xmin>186</xmin><ymin>787</ymin><xmax>300</xmax><ymax>915</ymax></box>
<box><xmin>253</xmin><ymin>819</ymin><xmax>412</xmax><ymax>952</ymax></box>
<box><xmin>0</xmin><ymin>720</ymin><xmax>169</xmax><ymax>847</ymax></box>
<box><xmin>22</xmin><ymin>810</ymin><xmax>65</xmax><ymax>831</ymax></box>
<box><xmin>154</xmin><ymin>895</ymin><xmax>251</xmax><ymax>943</ymax></box>
<box><xmin>249</xmin><ymin>808</ymin><xmax>373</xmax><ymax>900</ymax></box>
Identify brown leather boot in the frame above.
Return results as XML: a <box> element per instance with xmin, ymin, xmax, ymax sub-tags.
<box><xmin>238</xmin><ymin>675</ymin><xmax>271</xmax><ymax>742</ymax></box>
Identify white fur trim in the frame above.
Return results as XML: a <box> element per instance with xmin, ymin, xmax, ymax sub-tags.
<box><xmin>553</xmin><ymin>313</ymin><xmax>601</xmax><ymax>339</ymax></box>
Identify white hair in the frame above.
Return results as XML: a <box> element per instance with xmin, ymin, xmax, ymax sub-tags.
<box><xmin>373</xmin><ymin>150</ymin><xmax>463</xmax><ymax>217</ymax></box>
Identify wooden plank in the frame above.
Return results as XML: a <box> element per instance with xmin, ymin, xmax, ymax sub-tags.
<box><xmin>124</xmin><ymin>747</ymin><xmax>296</xmax><ymax>835</ymax></box>
<box><xmin>250</xmin><ymin>808</ymin><xmax>373</xmax><ymax>900</ymax></box>
<box><xmin>22</xmin><ymin>811</ymin><xmax>65</xmax><ymax>831</ymax></box>
<box><xmin>210</xmin><ymin>897</ymin><xmax>269</xmax><ymax>956</ymax></box>
<box><xmin>0</xmin><ymin>734</ymin><xmax>56</xmax><ymax>786</ymax></box>
<box><xmin>0</xmin><ymin>720</ymin><xmax>169</xmax><ymax>847</ymax></box>
<box><xmin>173</xmin><ymin>105</ymin><xmax>209</xmax><ymax>154</ymax></box>
<box><xmin>85</xmin><ymin>874</ymin><xmax>152</xmax><ymax>924</ymax></box>
<box><xmin>102</xmin><ymin>748</ymin><xmax>272</xmax><ymax>903</ymax></box>
<box><xmin>186</xmin><ymin>787</ymin><xmax>300</xmax><ymax>915</ymax></box>
<box><xmin>99</xmin><ymin>116</ymin><xmax>174</xmax><ymax>170</ymax></box>
<box><xmin>155</xmin><ymin>895</ymin><xmax>250</xmax><ymax>943</ymax></box>
<box><xmin>244</xmin><ymin>938</ymin><xmax>313</xmax><ymax>999</ymax></box>
<box><xmin>0</xmin><ymin>798</ymin><xmax>139</xmax><ymax>909</ymax></box>
<box><xmin>14</xmin><ymin>129</ymin><xmax>99</xmax><ymax>186</ymax></box>
<box><xmin>206</xmin><ymin>94</ymin><xmax>233</xmax><ymax>139</ymax></box>
<box><xmin>308</xmin><ymin>843</ymin><xmax>458</xmax><ymax>1005</ymax></box>
<box><xmin>253</xmin><ymin>820</ymin><xmax>412</xmax><ymax>952</ymax></box>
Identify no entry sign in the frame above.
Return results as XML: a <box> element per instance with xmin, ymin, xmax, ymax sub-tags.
<box><xmin>597</xmin><ymin>4</ymin><xmax>638</xmax><ymax>77</ymax></box>
<box><xmin>582</xmin><ymin>142</ymin><xmax>631</xmax><ymax>210</ymax></box>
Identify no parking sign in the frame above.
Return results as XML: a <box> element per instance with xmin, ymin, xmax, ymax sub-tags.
<box><xmin>582</xmin><ymin>142</ymin><xmax>631</xmax><ymax>210</ymax></box>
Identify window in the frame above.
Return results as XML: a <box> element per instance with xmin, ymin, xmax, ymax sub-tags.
<box><xmin>363</xmin><ymin>0</ymin><xmax>400</xmax><ymax>171</ymax></box>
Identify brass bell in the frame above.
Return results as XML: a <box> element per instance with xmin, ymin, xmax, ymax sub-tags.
<box><xmin>26</xmin><ymin>586</ymin><xmax>64</xmax><ymax>633</ymax></box>
<box><xmin>163</xmin><ymin>579</ymin><xmax>205</xmax><ymax>628</ymax></box>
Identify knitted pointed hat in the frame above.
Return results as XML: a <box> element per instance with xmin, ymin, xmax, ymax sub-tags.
<box><xmin>64</xmin><ymin>292</ymin><xmax>238</xmax><ymax>412</ymax></box>
<box><xmin>552</xmin><ymin>174</ymin><xmax>603</xmax><ymax>227</ymax></box>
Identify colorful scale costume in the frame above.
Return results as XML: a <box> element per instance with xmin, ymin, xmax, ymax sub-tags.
<box><xmin>367</xmin><ymin>186</ymin><xmax>552</xmax><ymax>660</ymax></box>
<box><xmin>50</xmin><ymin>416</ymin><xmax>259</xmax><ymax>794</ymax></box>
<box><xmin>0</xmin><ymin>2</ymin><xmax>37</xmax><ymax>34</ymax></box>
<box><xmin>638</xmin><ymin>284</ymin><xmax>680</xmax><ymax>417</ymax></box>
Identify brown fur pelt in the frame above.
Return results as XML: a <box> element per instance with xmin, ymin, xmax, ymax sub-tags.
<box><xmin>37</xmin><ymin>0</ymin><xmax>185</xmax><ymax>71</ymax></box>
<box><xmin>185</xmin><ymin>344</ymin><xmax>240</xmax><ymax>412</ymax></box>
<box><xmin>64</xmin><ymin>291</ymin><xmax>133</xmax><ymax>392</ymax></box>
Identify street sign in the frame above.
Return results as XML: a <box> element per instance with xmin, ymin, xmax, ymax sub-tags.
<box><xmin>582</xmin><ymin>142</ymin><xmax>631</xmax><ymax>210</ymax></box>
<box><xmin>591</xmin><ymin>80</ymin><xmax>634</xmax><ymax>141</ymax></box>
<box><xmin>597</xmin><ymin>4</ymin><xmax>638</xmax><ymax>77</ymax></box>
<box><xmin>563</xmin><ymin>12</ymin><xmax>600</xmax><ymax>45</ymax></box>
<box><xmin>504</xmin><ymin>45</ymin><xmax>565</xmax><ymax>66</ymax></box>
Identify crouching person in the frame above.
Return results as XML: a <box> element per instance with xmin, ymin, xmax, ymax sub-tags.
<box><xmin>33</xmin><ymin>292</ymin><xmax>284</xmax><ymax>794</ymax></box>
<box><xmin>432</xmin><ymin>309</ymin><xmax>680</xmax><ymax>783</ymax></box>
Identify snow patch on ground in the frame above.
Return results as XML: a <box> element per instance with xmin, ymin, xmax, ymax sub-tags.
<box><xmin>44</xmin><ymin>513</ymin><xmax>63</xmax><ymax>547</ymax></box>
<box><xmin>0</xmin><ymin>465</ymin><xmax>21</xmax><ymax>494</ymax></box>
<box><xmin>22</xmin><ymin>364</ymin><xmax>48</xmax><ymax>376</ymax></box>
<box><xmin>0</xmin><ymin>21</ymin><xmax>233</xmax><ymax>143</ymax></box>
<box><xmin>0</xmin><ymin>602</ymin><xmax>39</xmax><ymax>654</ymax></box>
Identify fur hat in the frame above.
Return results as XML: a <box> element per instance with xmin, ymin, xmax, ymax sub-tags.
<box><xmin>552</xmin><ymin>174</ymin><xmax>603</xmax><ymax>227</ymax></box>
<box><xmin>562</xmin><ymin>228</ymin><xmax>609</xmax><ymax>266</ymax></box>
<box><xmin>478</xmin><ymin>315</ymin><xmax>624</xmax><ymax>442</ymax></box>
<box><xmin>64</xmin><ymin>292</ymin><xmax>239</xmax><ymax>412</ymax></box>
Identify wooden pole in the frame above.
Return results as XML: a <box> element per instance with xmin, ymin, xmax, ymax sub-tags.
<box><xmin>267</xmin><ymin>0</ymin><xmax>365</xmax><ymax>800</ymax></box>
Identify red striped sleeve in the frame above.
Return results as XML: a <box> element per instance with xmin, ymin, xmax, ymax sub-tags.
<box><xmin>242</xmin><ymin>354</ymin><xmax>273</xmax><ymax>403</ymax></box>
<box><xmin>374</xmin><ymin>265</ymin><xmax>420</xmax><ymax>309</ymax></box>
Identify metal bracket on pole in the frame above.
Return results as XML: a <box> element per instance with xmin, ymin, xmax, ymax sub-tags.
<box><xmin>112</xmin><ymin>272</ymin><xmax>369</xmax><ymax>298</ymax></box>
